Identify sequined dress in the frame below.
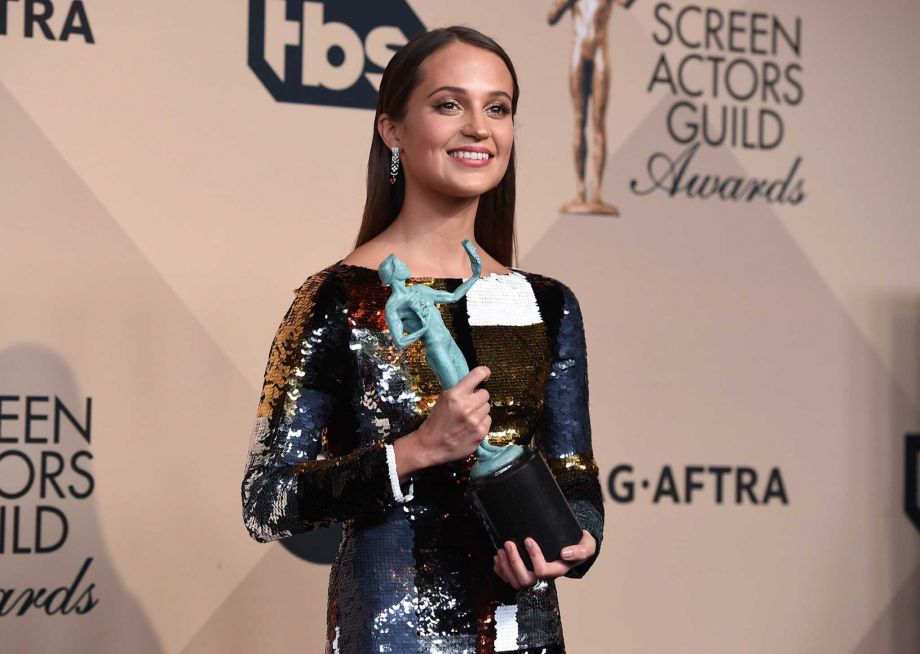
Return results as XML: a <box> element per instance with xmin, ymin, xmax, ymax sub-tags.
<box><xmin>241</xmin><ymin>261</ymin><xmax>604</xmax><ymax>654</ymax></box>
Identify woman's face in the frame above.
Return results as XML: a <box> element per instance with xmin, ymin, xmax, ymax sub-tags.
<box><xmin>388</xmin><ymin>42</ymin><xmax>515</xmax><ymax>199</ymax></box>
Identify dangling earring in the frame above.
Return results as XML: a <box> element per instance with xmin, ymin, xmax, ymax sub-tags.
<box><xmin>389</xmin><ymin>146</ymin><xmax>400</xmax><ymax>185</ymax></box>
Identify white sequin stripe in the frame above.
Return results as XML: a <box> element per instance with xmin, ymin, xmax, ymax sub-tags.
<box><xmin>385</xmin><ymin>442</ymin><xmax>414</xmax><ymax>503</ymax></box>
<box><xmin>330</xmin><ymin>625</ymin><xmax>340</xmax><ymax>653</ymax></box>
<box><xmin>465</xmin><ymin>271</ymin><xmax>542</xmax><ymax>326</ymax></box>
<box><xmin>493</xmin><ymin>603</ymin><xmax>520</xmax><ymax>651</ymax></box>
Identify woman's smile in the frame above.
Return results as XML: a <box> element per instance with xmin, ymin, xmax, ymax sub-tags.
<box><xmin>446</xmin><ymin>147</ymin><xmax>494</xmax><ymax>167</ymax></box>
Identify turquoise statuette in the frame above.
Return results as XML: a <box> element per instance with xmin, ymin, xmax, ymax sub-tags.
<box><xmin>378</xmin><ymin>240</ymin><xmax>523</xmax><ymax>478</ymax></box>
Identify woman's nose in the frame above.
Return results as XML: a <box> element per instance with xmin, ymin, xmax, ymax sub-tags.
<box><xmin>462</xmin><ymin>112</ymin><xmax>490</xmax><ymax>139</ymax></box>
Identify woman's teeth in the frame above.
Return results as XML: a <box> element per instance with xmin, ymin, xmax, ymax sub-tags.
<box><xmin>449</xmin><ymin>150</ymin><xmax>491</xmax><ymax>160</ymax></box>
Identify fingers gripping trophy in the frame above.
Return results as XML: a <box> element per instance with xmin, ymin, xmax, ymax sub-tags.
<box><xmin>378</xmin><ymin>240</ymin><xmax>583</xmax><ymax>570</ymax></box>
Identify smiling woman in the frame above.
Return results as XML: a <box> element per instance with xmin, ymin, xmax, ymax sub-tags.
<box><xmin>241</xmin><ymin>25</ymin><xmax>604</xmax><ymax>654</ymax></box>
<box><xmin>352</xmin><ymin>30</ymin><xmax>520</xmax><ymax>276</ymax></box>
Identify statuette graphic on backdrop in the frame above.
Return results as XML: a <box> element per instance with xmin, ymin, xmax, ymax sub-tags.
<box><xmin>548</xmin><ymin>0</ymin><xmax>636</xmax><ymax>215</ymax></box>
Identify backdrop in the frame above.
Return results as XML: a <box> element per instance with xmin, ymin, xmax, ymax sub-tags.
<box><xmin>1</xmin><ymin>1</ymin><xmax>919</xmax><ymax>652</ymax></box>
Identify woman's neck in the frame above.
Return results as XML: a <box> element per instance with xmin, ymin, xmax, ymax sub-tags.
<box><xmin>377</xmin><ymin>193</ymin><xmax>482</xmax><ymax>274</ymax></box>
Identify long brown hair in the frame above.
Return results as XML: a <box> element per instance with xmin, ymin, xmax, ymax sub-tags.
<box><xmin>354</xmin><ymin>26</ymin><xmax>521</xmax><ymax>267</ymax></box>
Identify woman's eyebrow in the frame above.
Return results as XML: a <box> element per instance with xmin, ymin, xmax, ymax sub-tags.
<box><xmin>426</xmin><ymin>85</ymin><xmax>511</xmax><ymax>102</ymax></box>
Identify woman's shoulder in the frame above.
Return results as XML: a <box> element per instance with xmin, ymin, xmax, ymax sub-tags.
<box><xmin>278</xmin><ymin>263</ymin><xmax>357</xmax><ymax>327</ymax></box>
<box><xmin>288</xmin><ymin>263</ymin><xmax>339</xmax><ymax>301</ymax></box>
<box><xmin>514</xmin><ymin>270</ymin><xmax>587</xmax><ymax>355</ymax></box>
<box><xmin>283</xmin><ymin>261</ymin><xmax>390</xmax><ymax>326</ymax></box>
<box><xmin>292</xmin><ymin>260</ymin><xmax>376</xmax><ymax>294</ymax></box>
<box><xmin>515</xmin><ymin>268</ymin><xmax>583</xmax><ymax>309</ymax></box>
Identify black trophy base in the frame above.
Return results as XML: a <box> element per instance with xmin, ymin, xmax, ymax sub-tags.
<box><xmin>467</xmin><ymin>447</ymin><xmax>583</xmax><ymax>571</ymax></box>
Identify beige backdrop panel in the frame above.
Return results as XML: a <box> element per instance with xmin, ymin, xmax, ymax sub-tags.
<box><xmin>0</xmin><ymin>0</ymin><xmax>918</xmax><ymax>652</ymax></box>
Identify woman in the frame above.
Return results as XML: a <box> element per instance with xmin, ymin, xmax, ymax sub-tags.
<box><xmin>241</xmin><ymin>25</ymin><xmax>604</xmax><ymax>654</ymax></box>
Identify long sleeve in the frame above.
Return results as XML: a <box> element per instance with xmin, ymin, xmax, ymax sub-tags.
<box><xmin>535</xmin><ymin>279</ymin><xmax>605</xmax><ymax>579</ymax></box>
<box><xmin>241</xmin><ymin>270</ymin><xmax>399</xmax><ymax>543</ymax></box>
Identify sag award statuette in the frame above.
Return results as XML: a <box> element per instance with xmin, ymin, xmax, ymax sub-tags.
<box><xmin>378</xmin><ymin>240</ymin><xmax>583</xmax><ymax>570</ymax></box>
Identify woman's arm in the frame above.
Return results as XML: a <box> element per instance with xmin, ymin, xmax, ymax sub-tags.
<box><xmin>535</xmin><ymin>279</ymin><xmax>604</xmax><ymax>579</ymax></box>
<box><xmin>241</xmin><ymin>271</ymin><xmax>407</xmax><ymax>543</ymax></box>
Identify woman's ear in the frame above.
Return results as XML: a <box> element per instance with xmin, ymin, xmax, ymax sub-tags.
<box><xmin>377</xmin><ymin>113</ymin><xmax>400</xmax><ymax>150</ymax></box>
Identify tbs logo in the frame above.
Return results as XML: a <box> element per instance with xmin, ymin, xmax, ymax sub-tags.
<box><xmin>248</xmin><ymin>0</ymin><xmax>425</xmax><ymax>109</ymax></box>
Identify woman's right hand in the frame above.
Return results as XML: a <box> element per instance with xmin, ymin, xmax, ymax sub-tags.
<box><xmin>414</xmin><ymin>365</ymin><xmax>492</xmax><ymax>467</ymax></box>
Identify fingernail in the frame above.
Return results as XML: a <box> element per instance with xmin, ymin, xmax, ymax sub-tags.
<box><xmin>525</xmin><ymin>538</ymin><xmax>534</xmax><ymax>550</ymax></box>
<box><xmin>561</xmin><ymin>547</ymin><xmax>574</xmax><ymax>559</ymax></box>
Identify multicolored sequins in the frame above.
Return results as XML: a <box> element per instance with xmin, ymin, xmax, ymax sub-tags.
<box><xmin>241</xmin><ymin>262</ymin><xmax>604</xmax><ymax>653</ymax></box>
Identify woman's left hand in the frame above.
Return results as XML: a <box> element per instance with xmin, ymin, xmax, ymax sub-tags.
<box><xmin>492</xmin><ymin>530</ymin><xmax>597</xmax><ymax>590</ymax></box>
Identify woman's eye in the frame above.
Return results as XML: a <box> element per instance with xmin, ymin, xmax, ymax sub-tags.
<box><xmin>437</xmin><ymin>101</ymin><xmax>509</xmax><ymax>116</ymax></box>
